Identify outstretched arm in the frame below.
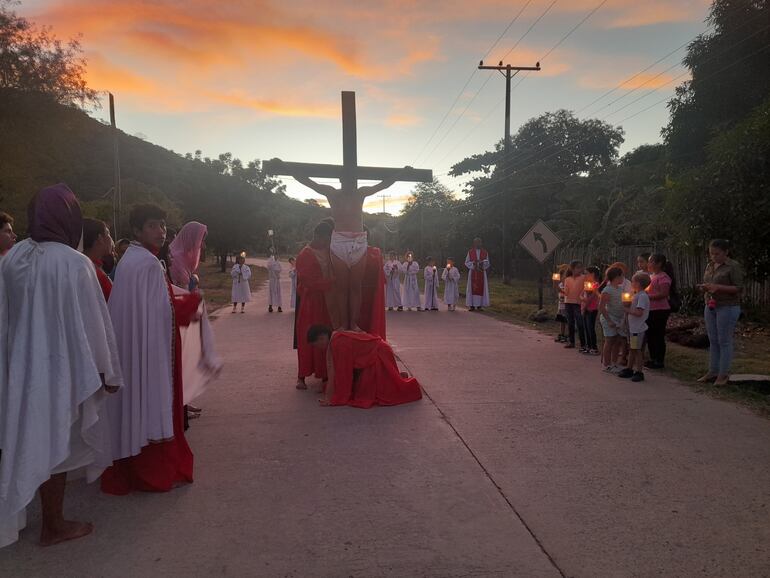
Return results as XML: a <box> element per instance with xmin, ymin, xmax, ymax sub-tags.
<box><xmin>294</xmin><ymin>175</ymin><xmax>339</xmax><ymax>199</ymax></box>
<box><xmin>358</xmin><ymin>167</ymin><xmax>412</xmax><ymax>198</ymax></box>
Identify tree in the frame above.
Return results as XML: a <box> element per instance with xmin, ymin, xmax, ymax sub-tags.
<box><xmin>0</xmin><ymin>0</ymin><xmax>96</xmax><ymax>108</ymax></box>
<box><xmin>663</xmin><ymin>0</ymin><xmax>770</xmax><ymax>167</ymax></box>
<box><xmin>398</xmin><ymin>179</ymin><xmax>459</xmax><ymax>262</ymax></box>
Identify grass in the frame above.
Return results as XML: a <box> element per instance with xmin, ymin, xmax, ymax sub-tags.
<box><xmin>199</xmin><ymin>260</ymin><xmax>267</xmax><ymax>313</ymax></box>
<box><xmin>481</xmin><ymin>277</ymin><xmax>770</xmax><ymax>417</ymax></box>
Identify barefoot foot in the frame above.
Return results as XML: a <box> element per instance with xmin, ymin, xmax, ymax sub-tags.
<box><xmin>296</xmin><ymin>379</ymin><xmax>308</xmax><ymax>390</ymax></box>
<box><xmin>40</xmin><ymin>520</ymin><xmax>93</xmax><ymax>547</ymax></box>
<box><xmin>318</xmin><ymin>398</ymin><xmax>331</xmax><ymax>406</ymax></box>
<box><xmin>714</xmin><ymin>375</ymin><xmax>730</xmax><ymax>386</ymax></box>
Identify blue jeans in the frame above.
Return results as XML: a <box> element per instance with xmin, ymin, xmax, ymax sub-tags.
<box><xmin>565</xmin><ymin>303</ymin><xmax>586</xmax><ymax>347</ymax></box>
<box><xmin>704</xmin><ymin>305</ymin><xmax>741</xmax><ymax>375</ymax></box>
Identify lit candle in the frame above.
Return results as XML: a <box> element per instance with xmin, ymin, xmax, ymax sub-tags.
<box><xmin>622</xmin><ymin>292</ymin><xmax>633</xmax><ymax>303</ymax></box>
<box><xmin>240</xmin><ymin>251</ymin><xmax>246</xmax><ymax>258</ymax></box>
<box><xmin>552</xmin><ymin>273</ymin><xmax>560</xmax><ymax>281</ymax></box>
<box><xmin>584</xmin><ymin>281</ymin><xmax>595</xmax><ymax>292</ymax></box>
<box><xmin>267</xmin><ymin>229</ymin><xmax>274</xmax><ymax>237</ymax></box>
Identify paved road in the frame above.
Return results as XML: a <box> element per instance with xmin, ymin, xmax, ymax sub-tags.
<box><xmin>1</xmin><ymin>266</ymin><xmax>768</xmax><ymax>577</ymax></box>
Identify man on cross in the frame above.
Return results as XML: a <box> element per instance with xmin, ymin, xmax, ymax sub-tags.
<box><xmin>272</xmin><ymin>161</ymin><xmax>404</xmax><ymax>330</ymax></box>
<box><xmin>265</xmin><ymin>91</ymin><xmax>432</xmax><ymax>331</ymax></box>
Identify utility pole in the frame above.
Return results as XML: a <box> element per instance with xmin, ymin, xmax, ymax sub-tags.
<box><xmin>377</xmin><ymin>193</ymin><xmax>391</xmax><ymax>215</ymax></box>
<box><xmin>108</xmin><ymin>92</ymin><xmax>122</xmax><ymax>238</ymax></box>
<box><xmin>478</xmin><ymin>60</ymin><xmax>541</xmax><ymax>284</ymax></box>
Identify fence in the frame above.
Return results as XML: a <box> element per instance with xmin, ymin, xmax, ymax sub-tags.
<box><xmin>552</xmin><ymin>245</ymin><xmax>770</xmax><ymax>312</ymax></box>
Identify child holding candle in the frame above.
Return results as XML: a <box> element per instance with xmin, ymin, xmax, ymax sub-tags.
<box><xmin>618</xmin><ymin>273</ymin><xmax>652</xmax><ymax>382</ymax></box>
<box><xmin>599</xmin><ymin>267</ymin><xmax>626</xmax><ymax>372</ymax></box>
<box><xmin>442</xmin><ymin>258</ymin><xmax>461</xmax><ymax>311</ymax></box>
<box><xmin>553</xmin><ymin>265</ymin><xmax>570</xmax><ymax>343</ymax></box>
<box><xmin>581</xmin><ymin>266</ymin><xmax>602</xmax><ymax>355</ymax></box>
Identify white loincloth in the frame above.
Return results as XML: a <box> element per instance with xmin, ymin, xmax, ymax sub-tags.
<box><xmin>330</xmin><ymin>232</ymin><xmax>368</xmax><ymax>267</ymax></box>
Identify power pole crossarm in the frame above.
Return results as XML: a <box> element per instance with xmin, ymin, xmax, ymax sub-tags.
<box><xmin>478</xmin><ymin>60</ymin><xmax>541</xmax><ymax>284</ymax></box>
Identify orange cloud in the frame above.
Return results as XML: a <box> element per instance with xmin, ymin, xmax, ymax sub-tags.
<box><xmin>580</xmin><ymin>70</ymin><xmax>678</xmax><ymax>91</ymax></box>
<box><xmin>210</xmin><ymin>93</ymin><xmax>338</xmax><ymax>118</ymax></box>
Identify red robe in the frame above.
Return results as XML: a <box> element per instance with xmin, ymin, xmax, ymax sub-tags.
<box><xmin>329</xmin><ymin>332</ymin><xmax>422</xmax><ymax>409</ymax></box>
<box><xmin>100</xmin><ymin>286</ymin><xmax>200</xmax><ymax>495</ymax></box>
<box><xmin>296</xmin><ymin>246</ymin><xmax>334</xmax><ymax>380</ymax></box>
<box><xmin>467</xmin><ymin>248</ymin><xmax>489</xmax><ymax>296</ymax></box>
<box><xmin>90</xmin><ymin>257</ymin><xmax>112</xmax><ymax>301</ymax></box>
<box><xmin>359</xmin><ymin>247</ymin><xmax>386</xmax><ymax>340</ymax></box>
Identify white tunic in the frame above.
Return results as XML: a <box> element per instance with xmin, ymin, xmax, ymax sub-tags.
<box><xmin>289</xmin><ymin>268</ymin><xmax>297</xmax><ymax>309</ymax></box>
<box><xmin>402</xmin><ymin>261</ymin><xmax>421</xmax><ymax>308</ymax></box>
<box><xmin>442</xmin><ymin>266</ymin><xmax>461</xmax><ymax>305</ymax></box>
<box><xmin>231</xmin><ymin>263</ymin><xmax>252</xmax><ymax>303</ymax></box>
<box><xmin>423</xmin><ymin>266</ymin><xmax>440</xmax><ymax>310</ymax></box>
<box><xmin>0</xmin><ymin>240</ymin><xmax>123</xmax><ymax>548</ymax></box>
<box><xmin>267</xmin><ymin>257</ymin><xmax>283</xmax><ymax>307</ymax></box>
<box><xmin>465</xmin><ymin>249</ymin><xmax>490</xmax><ymax>307</ymax></box>
<box><xmin>384</xmin><ymin>260</ymin><xmax>402</xmax><ymax>308</ymax></box>
<box><xmin>107</xmin><ymin>243</ymin><xmax>174</xmax><ymax>460</ymax></box>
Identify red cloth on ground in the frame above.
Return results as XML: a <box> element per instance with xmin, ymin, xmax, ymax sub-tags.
<box><xmin>100</xmin><ymin>288</ymin><xmax>200</xmax><ymax>495</ymax></box>
<box><xmin>296</xmin><ymin>246</ymin><xmax>334</xmax><ymax>380</ymax></box>
<box><xmin>90</xmin><ymin>257</ymin><xmax>112</xmax><ymax>301</ymax></box>
<box><xmin>329</xmin><ymin>332</ymin><xmax>422</xmax><ymax>409</ymax></box>
<box><xmin>360</xmin><ymin>247</ymin><xmax>386</xmax><ymax>340</ymax></box>
<box><xmin>467</xmin><ymin>248</ymin><xmax>488</xmax><ymax>296</ymax></box>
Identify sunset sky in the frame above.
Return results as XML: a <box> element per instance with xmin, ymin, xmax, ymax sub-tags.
<box><xmin>20</xmin><ymin>0</ymin><xmax>711</xmax><ymax>212</ymax></box>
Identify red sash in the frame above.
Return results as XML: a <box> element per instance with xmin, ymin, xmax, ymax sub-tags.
<box><xmin>468</xmin><ymin>248</ymin><xmax>487</xmax><ymax>296</ymax></box>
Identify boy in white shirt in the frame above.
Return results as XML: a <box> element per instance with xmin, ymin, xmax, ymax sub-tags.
<box><xmin>619</xmin><ymin>272</ymin><xmax>651</xmax><ymax>382</ymax></box>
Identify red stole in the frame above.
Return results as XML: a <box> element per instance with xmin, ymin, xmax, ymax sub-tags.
<box><xmin>468</xmin><ymin>248</ymin><xmax>488</xmax><ymax>296</ymax></box>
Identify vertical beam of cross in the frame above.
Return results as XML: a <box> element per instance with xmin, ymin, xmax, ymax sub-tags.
<box><xmin>341</xmin><ymin>91</ymin><xmax>357</xmax><ymax>184</ymax></box>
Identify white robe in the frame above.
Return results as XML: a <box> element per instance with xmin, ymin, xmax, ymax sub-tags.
<box><xmin>384</xmin><ymin>260</ymin><xmax>402</xmax><ymax>308</ymax></box>
<box><xmin>465</xmin><ymin>249</ymin><xmax>490</xmax><ymax>307</ymax></box>
<box><xmin>423</xmin><ymin>266</ymin><xmax>440</xmax><ymax>310</ymax></box>
<box><xmin>402</xmin><ymin>261</ymin><xmax>421</xmax><ymax>309</ymax></box>
<box><xmin>0</xmin><ymin>240</ymin><xmax>123</xmax><ymax>548</ymax></box>
<box><xmin>231</xmin><ymin>263</ymin><xmax>252</xmax><ymax>303</ymax></box>
<box><xmin>442</xmin><ymin>266</ymin><xmax>461</xmax><ymax>305</ymax></box>
<box><xmin>267</xmin><ymin>257</ymin><xmax>282</xmax><ymax>307</ymax></box>
<box><xmin>173</xmin><ymin>286</ymin><xmax>223</xmax><ymax>405</ymax></box>
<box><xmin>106</xmin><ymin>243</ymin><xmax>174</xmax><ymax>461</ymax></box>
<box><xmin>289</xmin><ymin>268</ymin><xmax>297</xmax><ymax>309</ymax></box>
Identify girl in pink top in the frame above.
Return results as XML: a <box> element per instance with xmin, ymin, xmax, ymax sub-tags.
<box><xmin>581</xmin><ymin>266</ymin><xmax>602</xmax><ymax>355</ymax></box>
<box><xmin>645</xmin><ymin>254</ymin><xmax>674</xmax><ymax>369</ymax></box>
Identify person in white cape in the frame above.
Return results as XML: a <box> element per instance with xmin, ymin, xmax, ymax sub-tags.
<box><xmin>402</xmin><ymin>252</ymin><xmax>421</xmax><ymax>311</ymax></box>
<box><xmin>384</xmin><ymin>251</ymin><xmax>403</xmax><ymax>311</ymax></box>
<box><xmin>231</xmin><ymin>253</ymin><xmax>252</xmax><ymax>313</ymax></box>
<box><xmin>423</xmin><ymin>257</ymin><xmax>440</xmax><ymax>311</ymax></box>
<box><xmin>442</xmin><ymin>259</ymin><xmax>461</xmax><ymax>311</ymax></box>
<box><xmin>267</xmin><ymin>252</ymin><xmax>283</xmax><ymax>313</ymax></box>
<box><xmin>0</xmin><ymin>184</ymin><xmax>123</xmax><ymax>548</ymax></box>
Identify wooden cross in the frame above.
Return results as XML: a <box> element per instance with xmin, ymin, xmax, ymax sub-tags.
<box><xmin>263</xmin><ymin>91</ymin><xmax>432</xmax><ymax>187</ymax></box>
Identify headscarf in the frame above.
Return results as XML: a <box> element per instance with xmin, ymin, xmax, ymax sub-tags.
<box><xmin>27</xmin><ymin>183</ymin><xmax>83</xmax><ymax>249</ymax></box>
<box><xmin>169</xmin><ymin>221</ymin><xmax>207</xmax><ymax>288</ymax></box>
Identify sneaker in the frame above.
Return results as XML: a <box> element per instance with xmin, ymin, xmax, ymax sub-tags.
<box><xmin>603</xmin><ymin>366</ymin><xmax>615</xmax><ymax>373</ymax></box>
<box><xmin>610</xmin><ymin>365</ymin><xmax>624</xmax><ymax>374</ymax></box>
<box><xmin>388</xmin><ymin>307</ymin><xmax>394</xmax><ymax>311</ymax></box>
<box><xmin>564</xmin><ymin>343</ymin><xmax>576</xmax><ymax>349</ymax></box>
<box><xmin>268</xmin><ymin>306</ymin><xmax>273</xmax><ymax>313</ymax></box>
<box><xmin>631</xmin><ymin>371</ymin><xmax>645</xmax><ymax>382</ymax></box>
<box><xmin>397</xmin><ymin>307</ymin><xmax>403</xmax><ymax>311</ymax></box>
<box><xmin>469</xmin><ymin>306</ymin><xmax>476</xmax><ymax>311</ymax></box>
<box><xmin>554</xmin><ymin>335</ymin><xmax>564</xmax><ymax>343</ymax></box>
<box><xmin>589</xmin><ymin>349</ymin><xmax>601</xmax><ymax>356</ymax></box>
<box><xmin>579</xmin><ymin>347</ymin><xmax>588</xmax><ymax>354</ymax></box>
<box><xmin>277</xmin><ymin>307</ymin><xmax>283</xmax><ymax>313</ymax></box>
<box><xmin>617</xmin><ymin>368</ymin><xmax>635</xmax><ymax>379</ymax></box>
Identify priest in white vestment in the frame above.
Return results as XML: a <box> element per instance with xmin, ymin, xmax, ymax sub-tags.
<box><xmin>0</xmin><ymin>184</ymin><xmax>123</xmax><ymax>548</ymax></box>
<box><xmin>384</xmin><ymin>252</ymin><xmax>403</xmax><ymax>310</ymax></box>
<box><xmin>442</xmin><ymin>260</ymin><xmax>461</xmax><ymax>311</ymax></box>
<box><xmin>267</xmin><ymin>253</ymin><xmax>283</xmax><ymax>312</ymax></box>
<box><xmin>402</xmin><ymin>254</ymin><xmax>421</xmax><ymax>310</ymax></box>
<box><xmin>423</xmin><ymin>258</ymin><xmax>440</xmax><ymax>311</ymax></box>
<box><xmin>465</xmin><ymin>238</ymin><xmax>490</xmax><ymax>310</ymax></box>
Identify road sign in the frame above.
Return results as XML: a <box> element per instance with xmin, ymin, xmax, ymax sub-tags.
<box><xmin>519</xmin><ymin>220</ymin><xmax>561</xmax><ymax>264</ymax></box>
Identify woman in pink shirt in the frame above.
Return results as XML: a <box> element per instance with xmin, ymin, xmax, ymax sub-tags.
<box><xmin>645</xmin><ymin>254</ymin><xmax>674</xmax><ymax>369</ymax></box>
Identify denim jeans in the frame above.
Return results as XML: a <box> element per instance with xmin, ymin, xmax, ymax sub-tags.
<box><xmin>583</xmin><ymin>310</ymin><xmax>598</xmax><ymax>350</ymax></box>
<box><xmin>704</xmin><ymin>305</ymin><xmax>741</xmax><ymax>375</ymax></box>
<box><xmin>646</xmin><ymin>309</ymin><xmax>671</xmax><ymax>365</ymax></box>
<box><xmin>565</xmin><ymin>303</ymin><xmax>586</xmax><ymax>347</ymax></box>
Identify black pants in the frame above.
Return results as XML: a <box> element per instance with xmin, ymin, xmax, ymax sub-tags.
<box><xmin>583</xmin><ymin>310</ymin><xmax>598</xmax><ymax>350</ymax></box>
<box><xmin>647</xmin><ymin>309</ymin><xmax>671</xmax><ymax>365</ymax></box>
<box><xmin>565</xmin><ymin>303</ymin><xmax>586</xmax><ymax>347</ymax></box>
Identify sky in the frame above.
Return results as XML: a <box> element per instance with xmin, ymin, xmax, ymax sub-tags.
<box><xmin>20</xmin><ymin>0</ymin><xmax>712</xmax><ymax>213</ymax></box>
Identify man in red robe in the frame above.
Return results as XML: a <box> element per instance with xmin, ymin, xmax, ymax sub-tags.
<box><xmin>295</xmin><ymin>221</ymin><xmax>334</xmax><ymax>390</ymax></box>
<box><xmin>308</xmin><ymin>326</ymin><xmax>422</xmax><ymax>409</ymax></box>
<box><xmin>465</xmin><ymin>237</ymin><xmax>490</xmax><ymax>311</ymax></box>
<box><xmin>82</xmin><ymin>218</ymin><xmax>114</xmax><ymax>300</ymax></box>
<box><xmin>359</xmin><ymin>245</ymin><xmax>387</xmax><ymax>340</ymax></box>
<box><xmin>101</xmin><ymin>204</ymin><xmax>201</xmax><ymax>495</ymax></box>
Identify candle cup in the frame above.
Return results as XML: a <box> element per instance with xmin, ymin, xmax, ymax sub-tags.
<box><xmin>584</xmin><ymin>281</ymin><xmax>595</xmax><ymax>292</ymax></box>
<box><xmin>552</xmin><ymin>273</ymin><xmax>561</xmax><ymax>281</ymax></box>
<box><xmin>622</xmin><ymin>292</ymin><xmax>633</xmax><ymax>304</ymax></box>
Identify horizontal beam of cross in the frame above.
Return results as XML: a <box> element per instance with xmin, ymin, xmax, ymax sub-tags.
<box><xmin>263</xmin><ymin>160</ymin><xmax>432</xmax><ymax>183</ymax></box>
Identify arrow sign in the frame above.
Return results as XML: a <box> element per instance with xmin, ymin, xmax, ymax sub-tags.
<box><xmin>519</xmin><ymin>220</ymin><xmax>561</xmax><ymax>264</ymax></box>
